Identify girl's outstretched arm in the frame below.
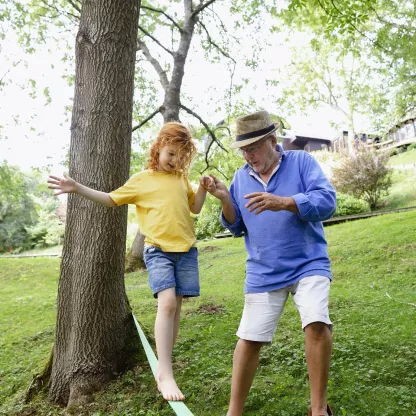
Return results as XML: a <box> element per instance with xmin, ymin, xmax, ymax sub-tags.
<box><xmin>48</xmin><ymin>173</ymin><xmax>116</xmax><ymax>207</ymax></box>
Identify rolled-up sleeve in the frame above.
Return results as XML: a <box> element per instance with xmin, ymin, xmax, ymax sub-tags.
<box><xmin>292</xmin><ymin>154</ymin><xmax>336</xmax><ymax>222</ymax></box>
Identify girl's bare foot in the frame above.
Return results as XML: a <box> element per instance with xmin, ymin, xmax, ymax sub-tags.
<box><xmin>157</xmin><ymin>373</ymin><xmax>185</xmax><ymax>401</ymax></box>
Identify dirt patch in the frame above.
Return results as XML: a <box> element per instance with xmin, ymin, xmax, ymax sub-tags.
<box><xmin>384</xmin><ymin>242</ymin><xmax>416</xmax><ymax>252</ymax></box>
<box><xmin>199</xmin><ymin>245</ymin><xmax>219</xmax><ymax>253</ymax></box>
<box><xmin>197</xmin><ymin>304</ymin><xmax>224</xmax><ymax>314</ymax></box>
<box><xmin>17</xmin><ymin>407</ymin><xmax>38</xmax><ymax>416</ymax></box>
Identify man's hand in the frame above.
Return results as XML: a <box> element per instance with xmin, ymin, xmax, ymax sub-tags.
<box><xmin>48</xmin><ymin>173</ymin><xmax>77</xmax><ymax>196</ymax></box>
<box><xmin>244</xmin><ymin>192</ymin><xmax>299</xmax><ymax>215</ymax></box>
<box><xmin>200</xmin><ymin>174</ymin><xmax>230</xmax><ymax>201</ymax></box>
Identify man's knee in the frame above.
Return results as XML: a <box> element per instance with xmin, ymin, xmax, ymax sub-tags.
<box><xmin>236</xmin><ymin>339</ymin><xmax>264</xmax><ymax>355</ymax></box>
<box><xmin>304</xmin><ymin>322</ymin><xmax>331</xmax><ymax>340</ymax></box>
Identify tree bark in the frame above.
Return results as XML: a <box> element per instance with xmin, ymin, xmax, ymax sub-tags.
<box><xmin>48</xmin><ymin>0</ymin><xmax>141</xmax><ymax>406</ymax></box>
<box><xmin>125</xmin><ymin>229</ymin><xmax>146</xmax><ymax>272</ymax></box>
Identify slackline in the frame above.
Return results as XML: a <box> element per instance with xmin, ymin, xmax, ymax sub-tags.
<box><xmin>132</xmin><ymin>314</ymin><xmax>194</xmax><ymax>416</ymax></box>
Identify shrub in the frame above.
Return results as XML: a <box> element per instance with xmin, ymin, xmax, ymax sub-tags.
<box><xmin>0</xmin><ymin>163</ymin><xmax>38</xmax><ymax>252</ymax></box>
<box><xmin>332</xmin><ymin>145</ymin><xmax>393</xmax><ymax>210</ymax></box>
<box><xmin>194</xmin><ymin>201</ymin><xmax>225</xmax><ymax>240</ymax></box>
<box><xmin>407</xmin><ymin>143</ymin><xmax>416</xmax><ymax>151</ymax></box>
<box><xmin>26</xmin><ymin>209</ymin><xmax>65</xmax><ymax>248</ymax></box>
<box><xmin>334</xmin><ymin>193</ymin><xmax>370</xmax><ymax>217</ymax></box>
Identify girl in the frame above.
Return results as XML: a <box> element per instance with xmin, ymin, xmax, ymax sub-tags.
<box><xmin>48</xmin><ymin>122</ymin><xmax>210</xmax><ymax>402</ymax></box>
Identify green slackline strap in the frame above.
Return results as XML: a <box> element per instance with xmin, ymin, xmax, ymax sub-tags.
<box><xmin>132</xmin><ymin>314</ymin><xmax>194</xmax><ymax>416</ymax></box>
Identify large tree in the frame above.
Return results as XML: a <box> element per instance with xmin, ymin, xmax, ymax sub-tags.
<box><xmin>45</xmin><ymin>0</ymin><xmax>141</xmax><ymax>407</ymax></box>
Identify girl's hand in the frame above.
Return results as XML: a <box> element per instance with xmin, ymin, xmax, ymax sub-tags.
<box><xmin>47</xmin><ymin>173</ymin><xmax>77</xmax><ymax>196</ymax></box>
<box><xmin>200</xmin><ymin>176</ymin><xmax>216</xmax><ymax>192</ymax></box>
<box><xmin>201</xmin><ymin>175</ymin><xmax>229</xmax><ymax>201</ymax></box>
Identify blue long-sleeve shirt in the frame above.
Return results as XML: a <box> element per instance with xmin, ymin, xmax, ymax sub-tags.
<box><xmin>221</xmin><ymin>145</ymin><xmax>336</xmax><ymax>293</ymax></box>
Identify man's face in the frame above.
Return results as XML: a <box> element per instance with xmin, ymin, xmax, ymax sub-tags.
<box><xmin>239</xmin><ymin>136</ymin><xmax>278</xmax><ymax>174</ymax></box>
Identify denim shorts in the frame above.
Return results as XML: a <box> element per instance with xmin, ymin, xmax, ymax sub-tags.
<box><xmin>143</xmin><ymin>246</ymin><xmax>200</xmax><ymax>298</ymax></box>
<box><xmin>237</xmin><ymin>275</ymin><xmax>332</xmax><ymax>342</ymax></box>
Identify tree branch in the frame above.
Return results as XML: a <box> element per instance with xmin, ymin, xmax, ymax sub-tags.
<box><xmin>180</xmin><ymin>104</ymin><xmax>228</xmax><ymax>153</ymax></box>
<box><xmin>39</xmin><ymin>0</ymin><xmax>79</xmax><ymax>21</ymax></box>
<box><xmin>132</xmin><ymin>108</ymin><xmax>161</xmax><ymax>132</ymax></box>
<box><xmin>67</xmin><ymin>0</ymin><xmax>81</xmax><ymax>13</ymax></box>
<box><xmin>137</xmin><ymin>39</ymin><xmax>170</xmax><ymax>92</ymax></box>
<box><xmin>138</xmin><ymin>25</ymin><xmax>174</xmax><ymax>56</ymax></box>
<box><xmin>141</xmin><ymin>5</ymin><xmax>182</xmax><ymax>32</ymax></box>
<box><xmin>366</xmin><ymin>4</ymin><xmax>416</xmax><ymax>34</ymax></box>
<box><xmin>191</xmin><ymin>0</ymin><xmax>218</xmax><ymax>19</ymax></box>
<box><xmin>200</xmin><ymin>164</ymin><xmax>229</xmax><ymax>180</ymax></box>
<box><xmin>321</xmin><ymin>0</ymin><xmax>390</xmax><ymax>54</ymax></box>
<box><xmin>197</xmin><ymin>21</ymin><xmax>236</xmax><ymax>62</ymax></box>
<box><xmin>208</xmin><ymin>8</ymin><xmax>240</xmax><ymax>43</ymax></box>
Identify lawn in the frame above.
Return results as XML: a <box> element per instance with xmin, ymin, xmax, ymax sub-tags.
<box><xmin>383</xmin><ymin>167</ymin><xmax>416</xmax><ymax>209</ymax></box>
<box><xmin>388</xmin><ymin>148</ymin><xmax>416</xmax><ymax>166</ymax></box>
<box><xmin>1</xmin><ymin>211</ymin><xmax>415</xmax><ymax>416</ymax></box>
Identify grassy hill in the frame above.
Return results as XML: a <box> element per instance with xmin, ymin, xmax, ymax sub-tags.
<box><xmin>1</xmin><ymin>210</ymin><xmax>415</xmax><ymax>415</ymax></box>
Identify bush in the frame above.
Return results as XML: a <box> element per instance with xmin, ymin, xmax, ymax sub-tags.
<box><xmin>407</xmin><ymin>143</ymin><xmax>416</xmax><ymax>151</ymax></box>
<box><xmin>334</xmin><ymin>193</ymin><xmax>370</xmax><ymax>217</ymax></box>
<box><xmin>26</xmin><ymin>210</ymin><xmax>65</xmax><ymax>248</ymax></box>
<box><xmin>332</xmin><ymin>145</ymin><xmax>393</xmax><ymax>210</ymax></box>
<box><xmin>194</xmin><ymin>202</ymin><xmax>225</xmax><ymax>240</ymax></box>
<box><xmin>0</xmin><ymin>163</ymin><xmax>38</xmax><ymax>252</ymax></box>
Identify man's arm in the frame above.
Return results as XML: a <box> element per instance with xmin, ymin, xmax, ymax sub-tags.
<box><xmin>48</xmin><ymin>173</ymin><xmax>116</xmax><ymax>207</ymax></box>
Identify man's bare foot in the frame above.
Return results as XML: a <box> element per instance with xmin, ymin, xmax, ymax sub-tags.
<box><xmin>157</xmin><ymin>374</ymin><xmax>185</xmax><ymax>401</ymax></box>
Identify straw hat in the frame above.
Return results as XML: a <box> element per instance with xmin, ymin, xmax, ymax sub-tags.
<box><xmin>230</xmin><ymin>110</ymin><xmax>286</xmax><ymax>149</ymax></box>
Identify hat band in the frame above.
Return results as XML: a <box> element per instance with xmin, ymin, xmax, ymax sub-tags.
<box><xmin>236</xmin><ymin>124</ymin><xmax>275</xmax><ymax>142</ymax></box>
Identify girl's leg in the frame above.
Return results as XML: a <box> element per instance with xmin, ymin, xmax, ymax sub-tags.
<box><xmin>155</xmin><ymin>287</ymin><xmax>185</xmax><ymax>401</ymax></box>
<box><xmin>172</xmin><ymin>295</ymin><xmax>183</xmax><ymax>345</ymax></box>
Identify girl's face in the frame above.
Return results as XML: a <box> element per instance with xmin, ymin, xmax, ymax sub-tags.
<box><xmin>157</xmin><ymin>144</ymin><xmax>182</xmax><ymax>172</ymax></box>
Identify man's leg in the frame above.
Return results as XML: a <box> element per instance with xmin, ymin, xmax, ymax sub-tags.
<box><xmin>304</xmin><ymin>322</ymin><xmax>332</xmax><ymax>416</ymax></box>
<box><xmin>227</xmin><ymin>339</ymin><xmax>263</xmax><ymax>416</ymax></box>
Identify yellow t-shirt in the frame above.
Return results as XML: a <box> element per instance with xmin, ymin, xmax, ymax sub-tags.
<box><xmin>109</xmin><ymin>170</ymin><xmax>196</xmax><ymax>252</ymax></box>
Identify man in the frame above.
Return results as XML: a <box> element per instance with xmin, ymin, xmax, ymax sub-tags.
<box><xmin>204</xmin><ymin>110</ymin><xmax>336</xmax><ymax>416</ymax></box>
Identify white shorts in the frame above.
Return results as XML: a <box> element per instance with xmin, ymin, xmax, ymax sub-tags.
<box><xmin>236</xmin><ymin>275</ymin><xmax>332</xmax><ymax>343</ymax></box>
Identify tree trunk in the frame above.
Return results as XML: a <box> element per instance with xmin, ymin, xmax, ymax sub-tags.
<box><xmin>125</xmin><ymin>229</ymin><xmax>146</xmax><ymax>272</ymax></box>
<box><xmin>48</xmin><ymin>0</ymin><xmax>141</xmax><ymax>407</ymax></box>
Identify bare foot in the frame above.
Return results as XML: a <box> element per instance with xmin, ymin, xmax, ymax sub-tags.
<box><xmin>157</xmin><ymin>374</ymin><xmax>185</xmax><ymax>401</ymax></box>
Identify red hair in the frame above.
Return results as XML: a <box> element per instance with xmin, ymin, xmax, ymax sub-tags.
<box><xmin>146</xmin><ymin>122</ymin><xmax>197</xmax><ymax>174</ymax></box>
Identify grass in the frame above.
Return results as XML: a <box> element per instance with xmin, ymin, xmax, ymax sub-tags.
<box><xmin>383</xmin><ymin>167</ymin><xmax>416</xmax><ymax>209</ymax></box>
<box><xmin>1</xmin><ymin>211</ymin><xmax>416</xmax><ymax>415</ymax></box>
<box><xmin>388</xmin><ymin>148</ymin><xmax>416</xmax><ymax>166</ymax></box>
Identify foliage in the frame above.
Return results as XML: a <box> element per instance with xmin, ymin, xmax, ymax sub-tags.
<box><xmin>332</xmin><ymin>146</ymin><xmax>392</xmax><ymax>210</ymax></box>
<box><xmin>0</xmin><ymin>162</ymin><xmax>38</xmax><ymax>252</ymax></box>
<box><xmin>271</xmin><ymin>32</ymin><xmax>387</xmax><ymax>146</ymax></box>
<box><xmin>406</xmin><ymin>143</ymin><xmax>416</xmax><ymax>152</ymax></box>
<box><xmin>2</xmin><ymin>210</ymin><xmax>416</xmax><ymax>415</ymax></box>
<box><xmin>194</xmin><ymin>199</ymin><xmax>224</xmax><ymax>239</ymax></box>
<box><xmin>0</xmin><ymin>163</ymin><xmax>64</xmax><ymax>252</ymax></box>
<box><xmin>276</xmin><ymin>0</ymin><xmax>416</xmax><ymax>129</ymax></box>
<box><xmin>26</xmin><ymin>197</ymin><xmax>65</xmax><ymax>247</ymax></box>
<box><xmin>333</xmin><ymin>192</ymin><xmax>369</xmax><ymax>217</ymax></box>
